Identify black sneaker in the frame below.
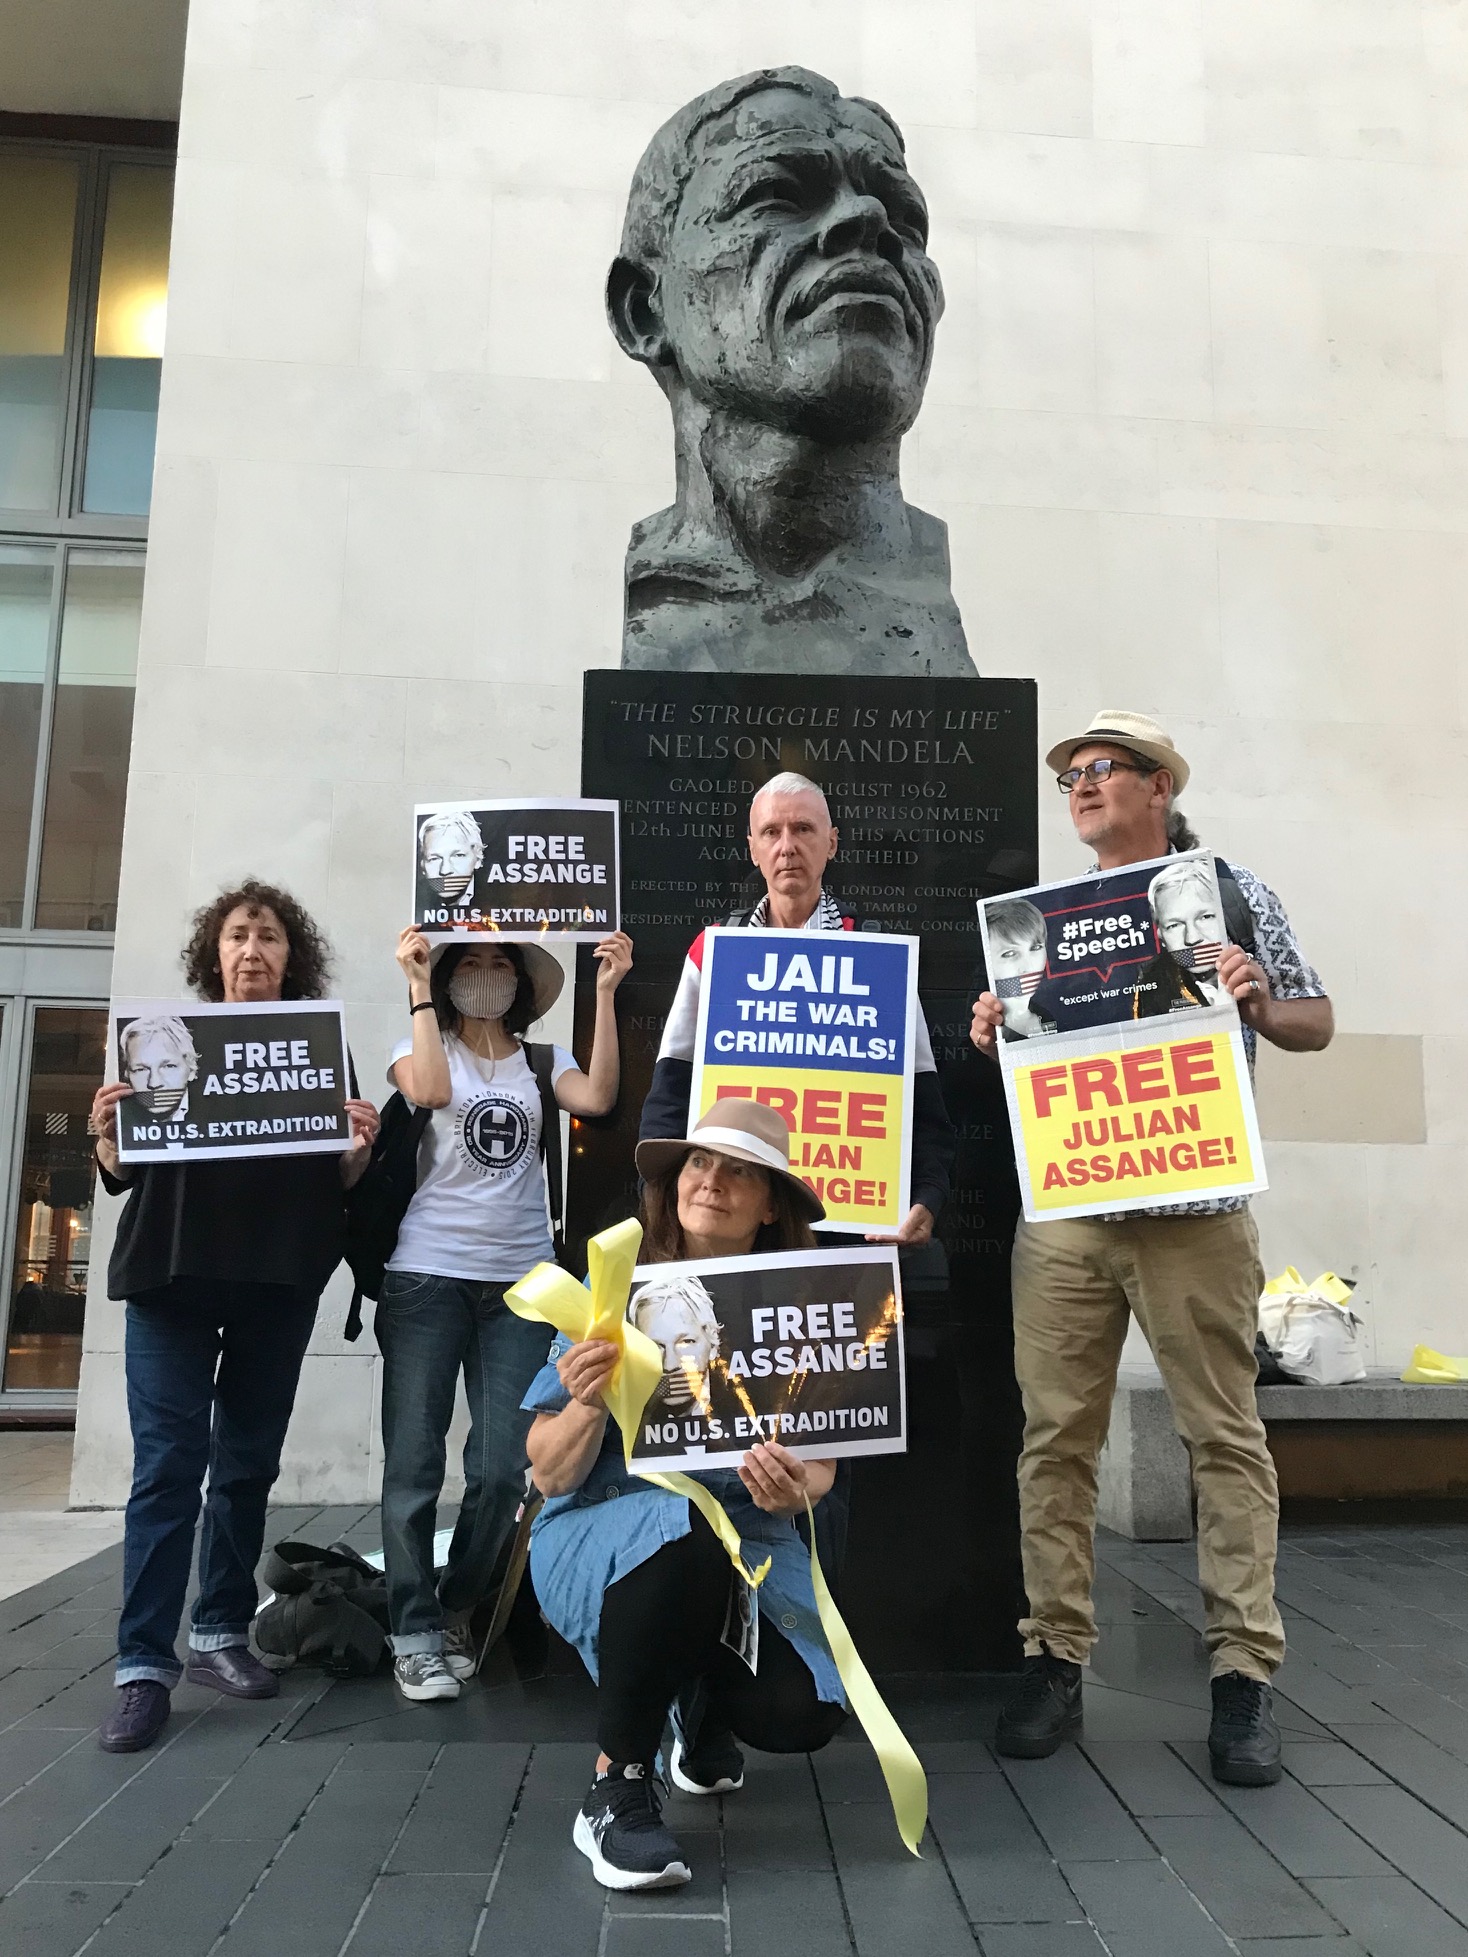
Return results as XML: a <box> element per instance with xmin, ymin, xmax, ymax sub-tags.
<box><xmin>573</xmin><ymin>1762</ymin><xmax>691</xmax><ymax>1890</ymax></box>
<box><xmin>1208</xmin><ymin>1672</ymin><xmax>1282</xmax><ymax>1786</ymax></box>
<box><xmin>993</xmin><ymin>1650</ymin><xmax>1083</xmax><ymax>1758</ymax></box>
<box><xmin>670</xmin><ymin>1727</ymin><xmax>745</xmax><ymax>1795</ymax></box>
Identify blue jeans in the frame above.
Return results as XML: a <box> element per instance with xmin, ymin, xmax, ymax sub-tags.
<box><xmin>117</xmin><ymin>1280</ymin><xmax>318</xmax><ymax>1687</ymax></box>
<box><xmin>377</xmin><ymin>1271</ymin><xmax>552</xmax><ymax>1654</ymax></box>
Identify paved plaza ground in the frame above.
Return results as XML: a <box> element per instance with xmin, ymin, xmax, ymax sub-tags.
<box><xmin>1</xmin><ymin>1458</ymin><xmax>1467</xmax><ymax>1956</ymax></box>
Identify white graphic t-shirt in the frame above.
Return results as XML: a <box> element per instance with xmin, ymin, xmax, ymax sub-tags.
<box><xmin>386</xmin><ymin>1035</ymin><xmax>575</xmax><ymax>1282</ymax></box>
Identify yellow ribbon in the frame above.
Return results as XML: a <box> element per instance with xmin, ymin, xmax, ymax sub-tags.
<box><xmin>1401</xmin><ymin>1344</ymin><xmax>1468</xmax><ymax>1384</ymax></box>
<box><xmin>507</xmin><ymin>1217</ymin><xmax>929</xmax><ymax>1857</ymax></box>
<box><xmin>1263</xmin><ymin>1267</ymin><xmax>1355</xmax><ymax>1309</ymax></box>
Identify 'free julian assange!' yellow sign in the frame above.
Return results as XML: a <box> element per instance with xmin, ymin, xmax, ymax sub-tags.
<box><xmin>1010</xmin><ymin>1026</ymin><xmax>1265</xmax><ymax>1218</ymax></box>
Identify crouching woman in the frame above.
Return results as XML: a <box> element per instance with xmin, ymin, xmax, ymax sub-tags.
<box><xmin>522</xmin><ymin>1099</ymin><xmax>847</xmax><ymax>1893</ymax></box>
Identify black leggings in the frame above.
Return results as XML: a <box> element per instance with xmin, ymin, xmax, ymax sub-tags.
<box><xmin>596</xmin><ymin>1507</ymin><xmax>847</xmax><ymax>1764</ymax></box>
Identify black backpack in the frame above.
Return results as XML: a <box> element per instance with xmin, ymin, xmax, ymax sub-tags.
<box><xmin>342</xmin><ymin>1040</ymin><xmax>566</xmax><ymax>1341</ymax></box>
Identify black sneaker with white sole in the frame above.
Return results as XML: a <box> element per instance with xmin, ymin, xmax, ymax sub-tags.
<box><xmin>669</xmin><ymin>1729</ymin><xmax>744</xmax><ymax>1795</ymax></box>
<box><xmin>574</xmin><ymin>1762</ymin><xmax>691</xmax><ymax>1890</ymax></box>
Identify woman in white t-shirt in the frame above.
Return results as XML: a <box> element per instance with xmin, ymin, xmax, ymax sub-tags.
<box><xmin>380</xmin><ymin>924</ymin><xmax>632</xmax><ymax>1703</ymax></box>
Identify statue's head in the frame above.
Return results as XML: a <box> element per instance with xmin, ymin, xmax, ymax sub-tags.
<box><xmin>608</xmin><ymin>68</ymin><xmax>943</xmax><ymax>447</ymax></box>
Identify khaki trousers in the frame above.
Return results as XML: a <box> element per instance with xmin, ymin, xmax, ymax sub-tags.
<box><xmin>1011</xmin><ymin>1206</ymin><xmax>1284</xmax><ymax>1682</ymax></box>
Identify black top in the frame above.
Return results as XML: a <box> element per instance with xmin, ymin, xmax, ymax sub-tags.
<box><xmin>100</xmin><ymin>1154</ymin><xmax>347</xmax><ymax>1301</ymax></box>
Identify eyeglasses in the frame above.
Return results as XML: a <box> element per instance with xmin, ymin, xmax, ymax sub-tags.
<box><xmin>1056</xmin><ymin>759</ymin><xmax>1154</xmax><ymax>794</ymax></box>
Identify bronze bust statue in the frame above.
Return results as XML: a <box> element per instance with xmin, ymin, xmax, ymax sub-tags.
<box><xmin>608</xmin><ymin>67</ymin><xmax>975</xmax><ymax>677</ymax></box>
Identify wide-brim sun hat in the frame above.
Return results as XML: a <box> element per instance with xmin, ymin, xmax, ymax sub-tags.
<box><xmin>427</xmin><ymin>938</ymin><xmax>564</xmax><ymax>1020</ymax></box>
<box><xmin>1044</xmin><ymin>710</ymin><xmax>1190</xmax><ymax>794</ymax></box>
<box><xmin>635</xmin><ymin>1099</ymin><xmax>826</xmax><ymax>1224</ymax></box>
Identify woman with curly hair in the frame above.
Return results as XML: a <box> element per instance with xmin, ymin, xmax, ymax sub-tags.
<box><xmin>88</xmin><ymin>880</ymin><xmax>380</xmax><ymax>1756</ymax></box>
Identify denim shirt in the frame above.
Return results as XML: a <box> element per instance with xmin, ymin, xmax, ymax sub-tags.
<box><xmin>522</xmin><ymin>1332</ymin><xmax>844</xmax><ymax>1705</ymax></box>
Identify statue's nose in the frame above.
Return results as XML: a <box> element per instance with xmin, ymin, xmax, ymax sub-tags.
<box><xmin>817</xmin><ymin>186</ymin><xmax>894</xmax><ymax>259</ymax></box>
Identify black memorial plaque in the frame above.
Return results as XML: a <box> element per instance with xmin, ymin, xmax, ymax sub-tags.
<box><xmin>573</xmin><ymin>670</ymin><xmax>1038</xmax><ymax>1671</ymax></box>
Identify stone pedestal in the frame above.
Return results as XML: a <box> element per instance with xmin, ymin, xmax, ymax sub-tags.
<box><xmin>573</xmin><ymin>670</ymin><xmax>1038</xmax><ymax>1670</ymax></box>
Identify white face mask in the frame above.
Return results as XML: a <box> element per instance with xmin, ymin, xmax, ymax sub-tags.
<box><xmin>449</xmin><ymin>964</ymin><xmax>518</xmax><ymax>1024</ymax></box>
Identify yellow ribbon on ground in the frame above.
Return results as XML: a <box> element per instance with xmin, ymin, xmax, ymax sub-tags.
<box><xmin>1263</xmin><ymin>1267</ymin><xmax>1355</xmax><ymax>1309</ymax></box>
<box><xmin>506</xmin><ymin>1216</ymin><xmax>929</xmax><ymax>1857</ymax></box>
<box><xmin>1401</xmin><ymin>1344</ymin><xmax>1468</xmax><ymax>1384</ymax></box>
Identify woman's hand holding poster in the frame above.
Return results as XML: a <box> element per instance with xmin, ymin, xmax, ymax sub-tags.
<box><xmin>978</xmin><ymin>850</ymin><xmax>1266</xmax><ymax>1221</ymax></box>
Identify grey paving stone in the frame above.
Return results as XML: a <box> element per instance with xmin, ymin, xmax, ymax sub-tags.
<box><xmin>182</xmin><ymin>1743</ymin><xmax>346</xmax><ymax>1841</ymax></box>
<box><xmin>211</xmin><ymin>1767</ymin><xmax>429</xmax><ymax>1955</ymax></box>
<box><xmin>924</xmin><ymin>1773</ymin><xmax>1078</xmax><ymax>1927</ymax></box>
<box><xmin>1285</xmin><ymin>1742</ymin><xmax>1390</xmax><ymax>1787</ymax></box>
<box><xmin>1305</xmin><ymin>1877</ymin><xmax>1468</xmax><ymax>1957</ymax></box>
<box><xmin>1001</xmin><ymin>1750</ymin><xmax>1154</xmax><ymax>1862</ymax></box>
<box><xmin>14</xmin><ymin>1667</ymin><xmax>123</xmax><ymax>1731</ymax></box>
<box><xmin>976</xmin><ymin>1929</ymin><xmax>1106</xmax><ymax>1956</ymax></box>
<box><xmin>824</xmin><ymin>1797</ymin><xmax>977</xmax><ymax>1956</ymax></box>
<box><xmin>1172</xmin><ymin>1743</ymin><xmax>1393</xmax><ymax>1878</ymax></box>
<box><xmin>0</xmin><ymin>1744</ymin><xmax>161</xmax><ymax>1890</ymax></box>
<box><xmin>1236</xmin><ymin>1942</ymin><xmax>1367</xmax><ymax>1956</ymax></box>
<box><xmin>0</xmin><ymin>1669</ymin><xmax>79</xmax><ymax>1729</ymax></box>
<box><xmin>387</xmin><ymin>1741</ymin><xmax>526</xmax><ymax>1873</ymax></box>
<box><xmin>338</xmin><ymin>1740</ymin><xmax>442</xmax><ymax>1772</ymax></box>
<box><xmin>604</xmin><ymin>1918</ymin><xmax>727</xmax><ymax>1957</ymax></box>
<box><xmin>1331</xmin><ymin>1722</ymin><xmax>1468</xmax><ymax>1827</ymax></box>
<box><xmin>0</xmin><ymin>1878</ymin><xmax>128</xmax><ymax>1953</ymax></box>
<box><xmin>723</xmin><ymin>1765</ymin><xmax>832</xmax><ymax>1874</ymax></box>
<box><xmin>474</xmin><ymin>1743</ymin><xmax>612</xmax><ymax>1954</ymax></box>
<box><xmin>341</xmin><ymin>1870</ymin><xmax>488</xmax><ymax>1955</ymax></box>
<box><xmin>1080</xmin><ymin>1741</ymin><xmax>1221</xmax><ymax>1815</ymax></box>
<box><xmin>43</xmin><ymin>1772</ymin><xmax>224</xmax><ymax>1881</ymax></box>
<box><xmin>1062</xmin><ymin>1858</ymin><xmax>1234</xmax><ymax>1955</ymax></box>
<box><xmin>1311</xmin><ymin>1783</ymin><xmax>1468</xmax><ymax>1923</ymax></box>
<box><xmin>1142</xmin><ymin>1814</ymin><xmax>1337</xmax><ymax>1939</ymax></box>
<box><xmin>0</xmin><ymin>1726</ymin><xmax>88</xmax><ymax>1788</ymax></box>
<box><xmin>728</xmin><ymin>1867</ymin><xmax>852</xmax><ymax>1957</ymax></box>
<box><xmin>1272</xmin><ymin>1660</ymin><xmax>1401</xmax><ymax>1728</ymax></box>
<box><xmin>85</xmin><ymin>1840</ymin><xmax>282</xmax><ymax>1956</ymax></box>
<box><xmin>1069</xmin><ymin>1683</ymin><xmax>1208</xmax><ymax>1743</ymax></box>
<box><xmin>1369</xmin><ymin>1682</ymin><xmax>1468</xmax><ymax>1762</ymax></box>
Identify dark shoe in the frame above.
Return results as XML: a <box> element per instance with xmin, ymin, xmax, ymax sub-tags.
<box><xmin>99</xmin><ymin>1680</ymin><xmax>171</xmax><ymax>1753</ymax></box>
<box><xmin>670</xmin><ymin>1728</ymin><xmax>744</xmax><ymax>1795</ymax></box>
<box><xmin>573</xmin><ymin>1762</ymin><xmax>691</xmax><ymax>1890</ymax></box>
<box><xmin>185</xmin><ymin>1646</ymin><xmax>281</xmax><ymax>1700</ymax></box>
<box><xmin>994</xmin><ymin>1650</ymin><xmax>1083</xmax><ymax>1758</ymax></box>
<box><xmin>1208</xmin><ymin>1672</ymin><xmax>1282</xmax><ymax>1786</ymax></box>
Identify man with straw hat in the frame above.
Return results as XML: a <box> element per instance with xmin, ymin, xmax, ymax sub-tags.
<box><xmin>971</xmin><ymin>711</ymin><xmax>1333</xmax><ymax>1787</ymax></box>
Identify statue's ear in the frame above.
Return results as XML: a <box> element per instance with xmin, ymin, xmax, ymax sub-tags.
<box><xmin>606</xmin><ymin>256</ymin><xmax>668</xmax><ymax>365</ymax></box>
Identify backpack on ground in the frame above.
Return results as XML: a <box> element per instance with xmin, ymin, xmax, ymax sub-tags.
<box><xmin>342</xmin><ymin>1039</ymin><xmax>569</xmax><ymax>1341</ymax></box>
<box><xmin>251</xmin><ymin>1539</ymin><xmax>391</xmax><ymax>1678</ymax></box>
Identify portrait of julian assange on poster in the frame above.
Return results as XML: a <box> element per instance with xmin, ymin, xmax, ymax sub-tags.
<box><xmin>111</xmin><ymin>999</ymin><xmax>351</xmax><ymax>1163</ymax></box>
<box><xmin>413</xmin><ymin>798</ymin><xmax>620</xmax><ymax>942</ymax></box>
<box><xmin>627</xmin><ymin>1246</ymin><xmax>905</xmax><ymax>1476</ymax></box>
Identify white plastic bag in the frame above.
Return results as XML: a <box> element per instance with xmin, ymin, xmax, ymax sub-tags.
<box><xmin>1258</xmin><ymin>1268</ymin><xmax>1366</xmax><ymax>1386</ymax></box>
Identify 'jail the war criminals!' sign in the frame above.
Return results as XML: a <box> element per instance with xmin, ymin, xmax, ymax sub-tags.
<box><xmin>626</xmin><ymin>1247</ymin><xmax>905</xmax><ymax>1474</ymax></box>
<box><xmin>111</xmin><ymin>1000</ymin><xmax>351</xmax><ymax>1162</ymax></box>
<box><xmin>689</xmin><ymin>928</ymin><xmax>917</xmax><ymax>1232</ymax></box>
<box><xmin>414</xmin><ymin>798</ymin><xmax>620</xmax><ymax>942</ymax></box>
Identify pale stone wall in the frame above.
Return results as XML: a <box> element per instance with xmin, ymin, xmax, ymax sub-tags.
<box><xmin>72</xmin><ymin>0</ymin><xmax>1468</xmax><ymax>1503</ymax></box>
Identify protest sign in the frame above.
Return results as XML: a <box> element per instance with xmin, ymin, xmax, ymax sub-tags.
<box><xmin>689</xmin><ymin>928</ymin><xmax>917</xmax><ymax>1233</ymax></box>
<box><xmin>111</xmin><ymin>999</ymin><xmax>351</xmax><ymax>1163</ymax></box>
<box><xmin>413</xmin><ymin>798</ymin><xmax>619</xmax><ymax>942</ymax></box>
<box><xmin>978</xmin><ymin>852</ymin><xmax>1266</xmax><ymax>1220</ymax></box>
<box><xmin>625</xmin><ymin>1246</ymin><xmax>905</xmax><ymax>1473</ymax></box>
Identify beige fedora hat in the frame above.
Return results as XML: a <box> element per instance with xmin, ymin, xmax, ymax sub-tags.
<box><xmin>1045</xmin><ymin>709</ymin><xmax>1190</xmax><ymax>794</ymax></box>
<box><xmin>635</xmin><ymin>1099</ymin><xmax>826</xmax><ymax>1223</ymax></box>
<box><xmin>428</xmin><ymin>938</ymin><xmax>564</xmax><ymax>1020</ymax></box>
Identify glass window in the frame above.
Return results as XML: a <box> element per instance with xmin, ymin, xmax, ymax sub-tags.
<box><xmin>5</xmin><ymin>1005</ymin><xmax>105</xmax><ymax>1391</ymax></box>
<box><xmin>33</xmin><ymin>551</ymin><xmax>141</xmax><ymax>932</ymax></box>
<box><xmin>0</xmin><ymin>546</ymin><xmax>52</xmax><ymax>929</ymax></box>
<box><xmin>0</xmin><ymin>154</ymin><xmax>80</xmax><ymax>515</ymax></box>
<box><xmin>83</xmin><ymin>165</ymin><xmax>171</xmax><ymax>517</ymax></box>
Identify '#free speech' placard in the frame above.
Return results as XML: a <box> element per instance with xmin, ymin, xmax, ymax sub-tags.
<box><xmin>111</xmin><ymin>999</ymin><xmax>351</xmax><ymax>1162</ymax></box>
<box><xmin>413</xmin><ymin>798</ymin><xmax>619</xmax><ymax>942</ymax></box>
